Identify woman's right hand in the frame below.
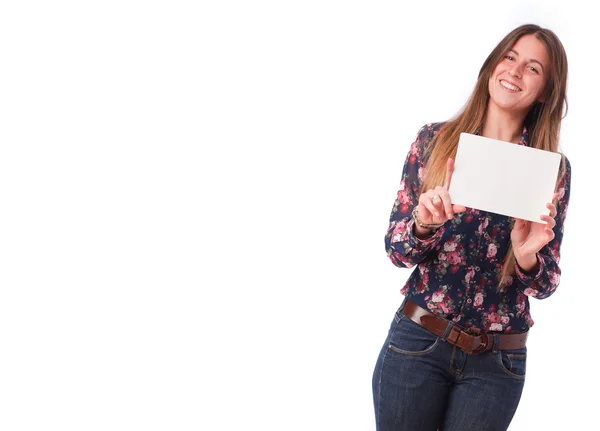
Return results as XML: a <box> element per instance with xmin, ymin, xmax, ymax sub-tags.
<box><xmin>416</xmin><ymin>158</ymin><xmax>467</xmax><ymax>226</ymax></box>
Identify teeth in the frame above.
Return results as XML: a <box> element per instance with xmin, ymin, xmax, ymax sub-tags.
<box><xmin>500</xmin><ymin>80</ymin><xmax>520</xmax><ymax>92</ymax></box>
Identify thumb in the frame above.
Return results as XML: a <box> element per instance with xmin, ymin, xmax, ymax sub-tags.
<box><xmin>513</xmin><ymin>218</ymin><xmax>528</xmax><ymax>231</ymax></box>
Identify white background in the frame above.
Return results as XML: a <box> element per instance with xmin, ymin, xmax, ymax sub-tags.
<box><xmin>0</xmin><ymin>1</ymin><xmax>595</xmax><ymax>430</ymax></box>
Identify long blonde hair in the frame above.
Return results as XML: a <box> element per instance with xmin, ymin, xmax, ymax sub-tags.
<box><xmin>420</xmin><ymin>24</ymin><xmax>569</xmax><ymax>284</ymax></box>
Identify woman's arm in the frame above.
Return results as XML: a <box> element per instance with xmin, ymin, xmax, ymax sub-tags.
<box><xmin>512</xmin><ymin>156</ymin><xmax>572</xmax><ymax>298</ymax></box>
<box><xmin>385</xmin><ymin>125</ymin><xmax>446</xmax><ymax>268</ymax></box>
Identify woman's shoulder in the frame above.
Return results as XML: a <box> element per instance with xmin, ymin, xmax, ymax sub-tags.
<box><xmin>413</xmin><ymin>122</ymin><xmax>447</xmax><ymax>151</ymax></box>
<box><xmin>557</xmin><ymin>152</ymin><xmax>571</xmax><ymax>185</ymax></box>
<box><xmin>416</xmin><ymin>122</ymin><xmax>446</xmax><ymax>136</ymax></box>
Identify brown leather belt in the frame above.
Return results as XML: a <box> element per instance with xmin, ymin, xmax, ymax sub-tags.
<box><xmin>401</xmin><ymin>299</ymin><xmax>528</xmax><ymax>354</ymax></box>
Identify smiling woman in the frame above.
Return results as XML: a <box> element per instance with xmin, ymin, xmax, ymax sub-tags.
<box><xmin>372</xmin><ymin>24</ymin><xmax>571</xmax><ymax>431</ymax></box>
<box><xmin>489</xmin><ymin>34</ymin><xmax>550</xmax><ymax>117</ymax></box>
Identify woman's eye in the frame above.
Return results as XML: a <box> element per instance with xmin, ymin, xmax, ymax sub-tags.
<box><xmin>528</xmin><ymin>66</ymin><xmax>539</xmax><ymax>74</ymax></box>
<box><xmin>505</xmin><ymin>55</ymin><xmax>514</xmax><ymax>61</ymax></box>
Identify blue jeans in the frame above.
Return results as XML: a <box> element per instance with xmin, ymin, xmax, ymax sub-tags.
<box><xmin>372</xmin><ymin>303</ymin><xmax>527</xmax><ymax>430</ymax></box>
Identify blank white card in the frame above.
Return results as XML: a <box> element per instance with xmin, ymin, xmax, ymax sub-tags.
<box><xmin>448</xmin><ymin>133</ymin><xmax>562</xmax><ymax>223</ymax></box>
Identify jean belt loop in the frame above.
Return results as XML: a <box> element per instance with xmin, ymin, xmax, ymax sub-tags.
<box><xmin>492</xmin><ymin>333</ymin><xmax>500</xmax><ymax>353</ymax></box>
<box><xmin>441</xmin><ymin>321</ymin><xmax>456</xmax><ymax>341</ymax></box>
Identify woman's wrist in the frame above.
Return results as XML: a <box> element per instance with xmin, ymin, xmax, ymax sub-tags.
<box><xmin>411</xmin><ymin>207</ymin><xmax>443</xmax><ymax>239</ymax></box>
<box><xmin>413</xmin><ymin>222</ymin><xmax>436</xmax><ymax>239</ymax></box>
<box><xmin>515</xmin><ymin>254</ymin><xmax>538</xmax><ymax>273</ymax></box>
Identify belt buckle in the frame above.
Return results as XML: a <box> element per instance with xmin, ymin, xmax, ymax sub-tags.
<box><xmin>471</xmin><ymin>330</ymin><xmax>490</xmax><ymax>355</ymax></box>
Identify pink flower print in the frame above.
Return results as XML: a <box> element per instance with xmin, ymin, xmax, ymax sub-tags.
<box><xmin>439</xmin><ymin>302</ymin><xmax>450</xmax><ymax>313</ymax></box>
<box><xmin>447</xmin><ymin>251</ymin><xmax>461</xmax><ymax>265</ymax></box>
<box><xmin>525</xmin><ymin>314</ymin><xmax>535</xmax><ymax>326</ymax></box>
<box><xmin>490</xmin><ymin>323</ymin><xmax>503</xmax><ymax>331</ymax></box>
<box><xmin>427</xmin><ymin>302</ymin><xmax>435</xmax><ymax>310</ymax></box>
<box><xmin>397</xmin><ymin>188</ymin><xmax>410</xmax><ymax>204</ymax></box>
<box><xmin>420</xmin><ymin>270</ymin><xmax>429</xmax><ymax>285</ymax></box>
<box><xmin>432</xmin><ymin>291</ymin><xmax>445</xmax><ymax>303</ymax></box>
<box><xmin>478</xmin><ymin>218</ymin><xmax>489</xmax><ymax>235</ymax></box>
<box><xmin>410</xmin><ymin>141</ymin><xmax>419</xmax><ymax>155</ymax></box>
<box><xmin>392</xmin><ymin>220</ymin><xmax>408</xmax><ymax>242</ymax></box>
<box><xmin>444</xmin><ymin>241</ymin><xmax>458</xmax><ymax>252</ymax></box>
<box><xmin>550</xmin><ymin>271</ymin><xmax>560</xmax><ymax>285</ymax></box>
<box><xmin>487</xmin><ymin>243</ymin><xmax>497</xmax><ymax>258</ymax></box>
<box><xmin>524</xmin><ymin>288</ymin><xmax>537</xmax><ymax>297</ymax></box>
<box><xmin>438</xmin><ymin>253</ymin><xmax>447</xmax><ymax>261</ymax></box>
<box><xmin>501</xmin><ymin>316</ymin><xmax>510</xmax><ymax>325</ymax></box>
<box><xmin>474</xmin><ymin>293</ymin><xmax>484</xmax><ymax>307</ymax></box>
<box><xmin>418</xmin><ymin>167</ymin><xmax>426</xmax><ymax>181</ymax></box>
<box><xmin>488</xmin><ymin>312</ymin><xmax>501</xmax><ymax>323</ymax></box>
<box><xmin>465</xmin><ymin>268</ymin><xmax>475</xmax><ymax>283</ymax></box>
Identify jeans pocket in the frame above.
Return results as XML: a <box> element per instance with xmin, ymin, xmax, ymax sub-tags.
<box><xmin>497</xmin><ymin>347</ymin><xmax>527</xmax><ymax>379</ymax></box>
<box><xmin>387</xmin><ymin>314</ymin><xmax>440</xmax><ymax>356</ymax></box>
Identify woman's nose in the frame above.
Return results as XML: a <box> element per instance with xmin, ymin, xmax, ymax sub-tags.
<box><xmin>508</xmin><ymin>66</ymin><xmax>522</xmax><ymax>79</ymax></box>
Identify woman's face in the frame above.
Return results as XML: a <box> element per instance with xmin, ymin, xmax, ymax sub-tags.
<box><xmin>488</xmin><ymin>34</ymin><xmax>550</xmax><ymax>116</ymax></box>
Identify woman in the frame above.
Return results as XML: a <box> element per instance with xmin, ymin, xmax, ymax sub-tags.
<box><xmin>372</xmin><ymin>24</ymin><xmax>571</xmax><ymax>431</ymax></box>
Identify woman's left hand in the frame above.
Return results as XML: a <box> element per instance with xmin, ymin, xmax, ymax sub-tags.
<box><xmin>511</xmin><ymin>192</ymin><xmax>559</xmax><ymax>263</ymax></box>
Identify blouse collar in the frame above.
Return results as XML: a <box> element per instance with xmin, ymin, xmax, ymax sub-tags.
<box><xmin>474</xmin><ymin>126</ymin><xmax>529</xmax><ymax>146</ymax></box>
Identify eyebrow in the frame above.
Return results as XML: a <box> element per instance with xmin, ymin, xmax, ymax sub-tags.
<box><xmin>508</xmin><ymin>49</ymin><xmax>545</xmax><ymax>72</ymax></box>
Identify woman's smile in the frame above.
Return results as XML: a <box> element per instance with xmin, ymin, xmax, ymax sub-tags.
<box><xmin>499</xmin><ymin>79</ymin><xmax>522</xmax><ymax>92</ymax></box>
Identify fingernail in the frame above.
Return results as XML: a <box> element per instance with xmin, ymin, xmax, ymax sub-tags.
<box><xmin>435</xmin><ymin>212</ymin><xmax>440</xmax><ymax>217</ymax></box>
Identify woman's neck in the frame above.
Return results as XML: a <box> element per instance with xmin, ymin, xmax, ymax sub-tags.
<box><xmin>481</xmin><ymin>103</ymin><xmax>525</xmax><ymax>144</ymax></box>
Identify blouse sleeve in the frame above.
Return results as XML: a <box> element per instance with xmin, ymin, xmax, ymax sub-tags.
<box><xmin>513</xmin><ymin>156</ymin><xmax>572</xmax><ymax>299</ymax></box>
<box><xmin>385</xmin><ymin>124</ymin><xmax>446</xmax><ymax>268</ymax></box>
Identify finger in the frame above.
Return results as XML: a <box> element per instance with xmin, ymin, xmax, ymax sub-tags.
<box><xmin>430</xmin><ymin>191</ymin><xmax>448</xmax><ymax>220</ymax></box>
<box><xmin>546</xmin><ymin>202</ymin><xmax>557</xmax><ymax>219</ymax></box>
<box><xmin>540</xmin><ymin>214</ymin><xmax>556</xmax><ymax>229</ymax></box>
<box><xmin>430</xmin><ymin>196</ymin><xmax>445</xmax><ymax>219</ymax></box>
<box><xmin>436</xmin><ymin>186</ymin><xmax>453</xmax><ymax>219</ymax></box>
<box><xmin>419</xmin><ymin>194</ymin><xmax>440</xmax><ymax>218</ymax></box>
<box><xmin>513</xmin><ymin>218</ymin><xmax>527</xmax><ymax>231</ymax></box>
<box><xmin>552</xmin><ymin>192</ymin><xmax>559</xmax><ymax>203</ymax></box>
<box><xmin>545</xmin><ymin>226</ymin><xmax>555</xmax><ymax>242</ymax></box>
<box><xmin>452</xmin><ymin>204</ymin><xmax>467</xmax><ymax>213</ymax></box>
<box><xmin>443</xmin><ymin>158</ymin><xmax>454</xmax><ymax>190</ymax></box>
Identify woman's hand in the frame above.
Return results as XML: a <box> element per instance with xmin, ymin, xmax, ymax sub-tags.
<box><xmin>511</xmin><ymin>192</ymin><xmax>559</xmax><ymax>270</ymax></box>
<box><xmin>417</xmin><ymin>158</ymin><xmax>467</xmax><ymax>226</ymax></box>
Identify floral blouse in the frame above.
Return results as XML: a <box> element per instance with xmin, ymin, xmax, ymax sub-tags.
<box><xmin>386</xmin><ymin>123</ymin><xmax>571</xmax><ymax>333</ymax></box>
